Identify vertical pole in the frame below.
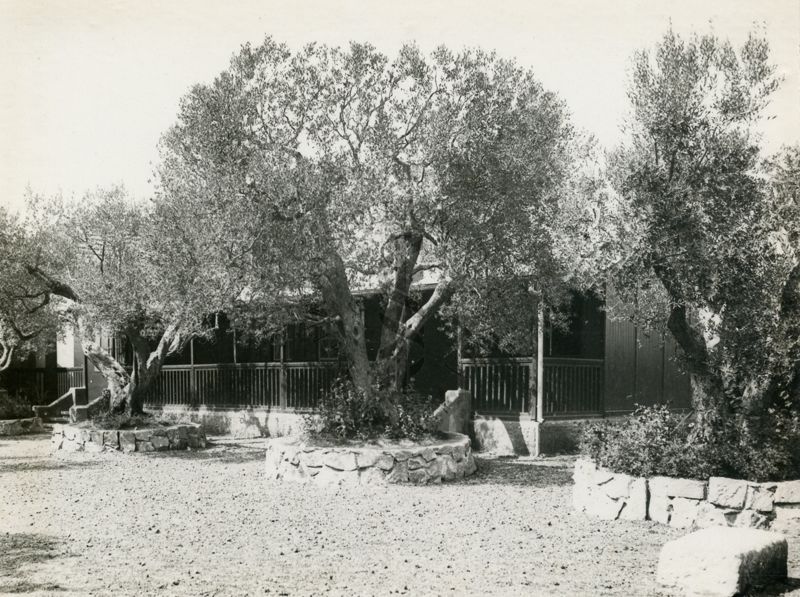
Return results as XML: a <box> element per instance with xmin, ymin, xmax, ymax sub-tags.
<box><xmin>537</xmin><ymin>302</ymin><xmax>544</xmax><ymax>423</ymax></box>
<box><xmin>456</xmin><ymin>322</ymin><xmax>463</xmax><ymax>389</ymax></box>
<box><xmin>232</xmin><ymin>326</ymin><xmax>238</xmax><ymax>365</ymax></box>
<box><xmin>279</xmin><ymin>332</ymin><xmax>287</xmax><ymax>409</ymax></box>
<box><xmin>189</xmin><ymin>338</ymin><xmax>196</xmax><ymax>403</ymax></box>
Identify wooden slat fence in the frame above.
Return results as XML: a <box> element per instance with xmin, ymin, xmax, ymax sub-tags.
<box><xmin>460</xmin><ymin>357</ymin><xmax>604</xmax><ymax>417</ymax></box>
<box><xmin>144</xmin><ymin>362</ymin><xmax>342</xmax><ymax>409</ymax></box>
<box><xmin>57</xmin><ymin>367</ymin><xmax>85</xmax><ymax>397</ymax></box>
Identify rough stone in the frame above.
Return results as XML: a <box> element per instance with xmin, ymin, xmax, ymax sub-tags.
<box><xmin>734</xmin><ymin>510</ymin><xmax>769</xmax><ymax>530</ymax></box>
<box><xmin>619</xmin><ymin>478</ymin><xmax>648</xmax><ymax>521</ymax></box>
<box><xmin>745</xmin><ymin>485</ymin><xmax>775</xmax><ymax>513</ymax></box>
<box><xmin>134</xmin><ymin>429</ymin><xmax>154</xmax><ymax>442</ymax></box>
<box><xmin>669</xmin><ymin>497</ymin><xmax>702</xmax><ymax>529</ymax></box>
<box><xmin>649</xmin><ymin>476</ymin><xmax>707</xmax><ymax>500</ymax></box>
<box><xmin>138</xmin><ymin>441</ymin><xmax>155</xmax><ymax>452</ymax></box>
<box><xmin>375</xmin><ymin>454</ymin><xmax>395</xmax><ymax>471</ymax></box>
<box><xmin>85</xmin><ymin>441</ymin><xmax>105</xmax><ymax>453</ymax></box>
<box><xmin>441</xmin><ymin>456</ymin><xmax>459</xmax><ymax>481</ymax></box>
<box><xmin>420</xmin><ymin>447</ymin><xmax>437</xmax><ymax>462</ymax></box>
<box><xmin>708</xmin><ymin>477</ymin><xmax>749</xmax><ymax>509</ymax></box>
<box><xmin>408</xmin><ymin>468</ymin><xmax>430</xmax><ymax>484</ymax></box>
<box><xmin>774</xmin><ymin>480</ymin><xmax>800</xmax><ymax>505</ymax></box>
<box><xmin>356</xmin><ymin>450</ymin><xmax>380</xmax><ymax>469</ymax></box>
<box><xmin>103</xmin><ymin>431</ymin><xmax>119</xmax><ymax>449</ymax></box>
<box><xmin>407</xmin><ymin>456</ymin><xmax>426</xmax><ymax>471</ymax></box>
<box><xmin>360</xmin><ymin>467</ymin><xmax>387</xmax><ymax>486</ymax></box>
<box><xmin>89</xmin><ymin>431</ymin><xmax>104</xmax><ymax>446</ymax></box>
<box><xmin>772</xmin><ymin>507</ymin><xmax>800</xmax><ymax>534</ymax></box>
<box><xmin>464</xmin><ymin>455</ymin><xmax>477</xmax><ymax>476</ymax></box>
<box><xmin>584</xmin><ymin>489</ymin><xmax>624</xmax><ymax>520</ymax></box>
<box><xmin>386</xmin><ymin>460</ymin><xmax>409</xmax><ymax>483</ymax></box>
<box><xmin>323</xmin><ymin>451</ymin><xmax>358</xmax><ymax>471</ymax></box>
<box><xmin>301</xmin><ymin>449</ymin><xmax>325</xmax><ymax>468</ymax></box>
<box><xmin>600</xmin><ymin>473</ymin><xmax>633</xmax><ymax>499</ymax></box>
<box><xmin>151</xmin><ymin>435</ymin><xmax>170</xmax><ymax>450</ymax></box>
<box><xmin>119</xmin><ymin>431</ymin><xmax>136</xmax><ymax>452</ymax></box>
<box><xmin>695</xmin><ymin>502</ymin><xmax>733</xmax><ymax>529</ymax></box>
<box><xmin>649</xmin><ymin>493</ymin><xmax>672</xmax><ymax>525</ymax></box>
<box><xmin>656</xmin><ymin>527</ymin><xmax>787</xmax><ymax>597</ymax></box>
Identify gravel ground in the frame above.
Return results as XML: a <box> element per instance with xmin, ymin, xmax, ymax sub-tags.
<box><xmin>2</xmin><ymin>433</ymin><xmax>799</xmax><ymax>597</ymax></box>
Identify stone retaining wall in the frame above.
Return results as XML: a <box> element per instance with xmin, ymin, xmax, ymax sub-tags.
<box><xmin>0</xmin><ymin>417</ymin><xmax>44</xmax><ymax>436</ymax></box>
<box><xmin>51</xmin><ymin>423</ymin><xmax>206</xmax><ymax>453</ymax></box>
<box><xmin>265</xmin><ymin>432</ymin><xmax>477</xmax><ymax>486</ymax></box>
<box><xmin>573</xmin><ymin>458</ymin><xmax>800</xmax><ymax>533</ymax></box>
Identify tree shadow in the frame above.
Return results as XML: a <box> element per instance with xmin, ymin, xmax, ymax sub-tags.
<box><xmin>455</xmin><ymin>456</ymin><xmax>574</xmax><ymax>488</ymax></box>
<box><xmin>143</xmin><ymin>439</ymin><xmax>266</xmax><ymax>464</ymax></box>
<box><xmin>0</xmin><ymin>459</ymin><xmax>102</xmax><ymax>474</ymax></box>
<box><xmin>0</xmin><ymin>533</ymin><xmax>68</xmax><ymax>594</ymax></box>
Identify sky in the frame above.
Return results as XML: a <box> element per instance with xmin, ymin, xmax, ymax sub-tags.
<box><xmin>1</xmin><ymin>0</ymin><xmax>798</xmax><ymax>213</ymax></box>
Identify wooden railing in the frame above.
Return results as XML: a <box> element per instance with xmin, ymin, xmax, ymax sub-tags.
<box><xmin>57</xmin><ymin>367</ymin><xmax>85</xmax><ymax>397</ymax></box>
<box><xmin>460</xmin><ymin>357</ymin><xmax>604</xmax><ymax>417</ymax></box>
<box><xmin>143</xmin><ymin>362</ymin><xmax>343</xmax><ymax>409</ymax></box>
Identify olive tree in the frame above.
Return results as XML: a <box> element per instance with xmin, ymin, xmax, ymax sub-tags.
<box><xmin>158</xmin><ymin>39</ymin><xmax>586</xmax><ymax>420</ymax></box>
<box><xmin>608</xmin><ymin>28</ymin><xmax>799</xmax><ymax>433</ymax></box>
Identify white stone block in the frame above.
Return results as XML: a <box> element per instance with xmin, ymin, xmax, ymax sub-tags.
<box><xmin>744</xmin><ymin>485</ymin><xmax>775</xmax><ymax>513</ymax></box>
<box><xmin>669</xmin><ymin>497</ymin><xmax>702</xmax><ymax>529</ymax></box>
<box><xmin>772</xmin><ymin>507</ymin><xmax>800</xmax><ymax>534</ymax></box>
<box><xmin>708</xmin><ymin>477</ymin><xmax>748</xmax><ymax>509</ymax></box>
<box><xmin>649</xmin><ymin>493</ymin><xmax>672</xmax><ymax>525</ymax></box>
<box><xmin>656</xmin><ymin>527</ymin><xmax>787</xmax><ymax>597</ymax></box>
<box><xmin>619</xmin><ymin>478</ymin><xmax>647</xmax><ymax>521</ymax></box>
<box><xmin>694</xmin><ymin>502</ymin><xmax>732</xmax><ymax>529</ymax></box>
<box><xmin>600</xmin><ymin>473</ymin><xmax>633</xmax><ymax>499</ymax></box>
<box><xmin>649</xmin><ymin>476</ymin><xmax>707</xmax><ymax>500</ymax></box>
<box><xmin>774</xmin><ymin>480</ymin><xmax>800</xmax><ymax>505</ymax></box>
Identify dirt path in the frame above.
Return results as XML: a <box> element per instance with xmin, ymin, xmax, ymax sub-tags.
<box><xmin>1</xmin><ymin>434</ymin><xmax>797</xmax><ymax>596</ymax></box>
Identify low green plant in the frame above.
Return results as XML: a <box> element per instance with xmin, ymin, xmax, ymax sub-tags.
<box><xmin>307</xmin><ymin>378</ymin><xmax>440</xmax><ymax>441</ymax></box>
<box><xmin>0</xmin><ymin>392</ymin><xmax>35</xmax><ymax>420</ymax></box>
<box><xmin>580</xmin><ymin>404</ymin><xmax>800</xmax><ymax>482</ymax></box>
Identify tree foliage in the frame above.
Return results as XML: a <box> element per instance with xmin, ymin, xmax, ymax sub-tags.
<box><xmin>608</xmin><ymin>28</ymin><xmax>799</xmax><ymax>432</ymax></box>
<box><xmin>158</xmin><ymin>39</ymin><xmax>587</xmax><ymax>419</ymax></box>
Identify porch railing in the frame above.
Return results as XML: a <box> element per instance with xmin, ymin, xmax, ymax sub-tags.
<box><xmin>143</xmin><ymin>362</ymin><xmax>342</xmax><ymax>409</ymax></box>
<box><xmin>460</xmin><ymin>356</ymin><xmax>604</xmax><ymax>417</ymax></box>
<box><xmin>57</xmin><ymin>367</ymin><xmax>85</xmax><ymax>397</ymax></box>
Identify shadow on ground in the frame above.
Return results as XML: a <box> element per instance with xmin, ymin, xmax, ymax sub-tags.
<box><xmin>0</xmin><ymin>459</ymin><xmax>102</xmax><ymax>474</ymax></box>
<box><xmin>144</xmin><ymin>438</ymin><xmax>266</xmax><ymax>464</ymax></box>
<box><xmin>754</xmin><ymin>578</ymin><xmax>800</xmax><ymax>596</ymax></box>
<box><xmin>457</xmin><ymin>456</ymin><xmax>574</xmax><ymax>488</ymax></box>
<box><xmin>0</xmin><ymin>533</ymin><xmax>69</xmax><ymax>594</ymax></box>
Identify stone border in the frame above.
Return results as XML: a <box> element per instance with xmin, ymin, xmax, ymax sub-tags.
<box><xmin>573</xmin><ymin>458</ymin><xmax>800</xmax><ymax>533</ymax></box>
<box><xmin>0</xmin><ymin>417</ymin><xmax>44</xmax><ymax>436</ymax></box>
<box><xmin>265</xmin><ymin>432</ymin><xmax>477</xmax><ymax>485</ymax></box>
<box><xmin>51</xmin><ymin>423</ymin><xmax>206</xmax><ymax>453</ymax></box>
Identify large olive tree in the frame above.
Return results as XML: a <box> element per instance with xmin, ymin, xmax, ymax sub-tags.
<box><xmin>158</xmin><ymin>40</ymin><xmax>587</xmax><ymax>420</ymax></box>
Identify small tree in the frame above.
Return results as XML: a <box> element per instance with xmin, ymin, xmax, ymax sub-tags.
<box><xmin>17</xmin><ymin>188</ymin><xmax>249</xmax><ymax>415</ymax></box>
<box><xmin>0</xmin><ymin>207</ymin><xmax>60</xmax><ymax>371</ymax></box>
<box><xmin>608</xmin><ymin>28</ymin><xmax>799</xmax><ymax>434</ymax></box>
<box><xmin>158</xmin><ymin>39</ymin><xmax>587</xmax><ymax>422</ymax></box>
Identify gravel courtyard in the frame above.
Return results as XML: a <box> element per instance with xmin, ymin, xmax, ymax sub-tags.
<box><xmin>2</xmin><ymin>434</ymin><xmax>798</xmax><ymax>597</ymax></box>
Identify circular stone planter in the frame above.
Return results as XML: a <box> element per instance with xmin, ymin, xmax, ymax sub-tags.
<box><xmin>51</xmin><ymin>423</ymin><xmax>206</xmax><ymax>453</ymax></box>
<box><xmin>265</xmin><ymin>432</ymin><xmax>477</xmax><ymax>486</ymax></box>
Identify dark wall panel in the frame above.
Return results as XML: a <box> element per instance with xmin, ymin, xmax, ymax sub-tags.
<box><xmin>604</xmin><ymin>318</ymin><xmax>637</xmax><ymax>412</ymax></box>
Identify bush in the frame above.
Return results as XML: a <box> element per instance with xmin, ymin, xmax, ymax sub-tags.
<box><xmin>87</xmin><ymin>411</ymin><xmax>171</xmax><ymax>430</ymax></box>
<box><xmin>0</xmin><ymin>392</ymin><xmax>35</xmax><ymax>420</ymax></box>
<box><xmin>580</xmin><ymin>404</ymin><xmax>800</xmax><ymax>482</ymax></box>
<box><xmin>307</xmin><ymin>379</ymin><xmax>440</xmax><ymax>441</ymax></box>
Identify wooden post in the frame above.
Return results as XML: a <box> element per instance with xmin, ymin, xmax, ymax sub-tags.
<box><xmin>536</xmin><ymin>301</ymin><xmax>545</xmax><ymax>423</ymax></box>
<box><xmin>279</xmin><ymin>332</ymin><xmax>287</xmax><ymax>409</ymax></box>
<box><xmin>456</xmin><ymin>322</ymin><xmax>463</xmax><ymax>389</ymax></box>
<box><xmin>189</xmin><ymin>338</ymin><xmax>196</xmax><ymax>402</ymax></box>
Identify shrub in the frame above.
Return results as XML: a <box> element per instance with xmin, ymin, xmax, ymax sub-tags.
<box><xmin>0</xmin><ymin>392</ymin><xmax>35</xmax><ymax>420</ymax></box>
<box><xmin>580</xmin><ymin>404</ymin><xmax>800</xmax><ymax>482</ymax></box>
<box><xmin>307</xmin><ymin>379</ymin><xmax>440</xmax><ymax>441</ymax></box>
<box><xmin>87</xmin><ymin>411</ymin><xmax>171</xmax><ymax>430</ymax></box>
